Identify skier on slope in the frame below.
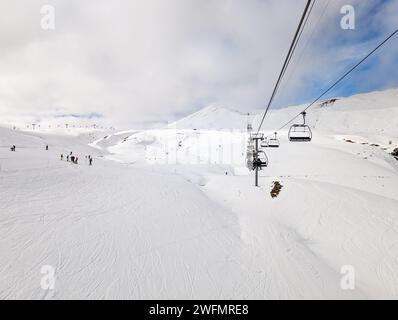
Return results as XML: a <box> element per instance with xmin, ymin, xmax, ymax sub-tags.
<box><xmin>61</xmin><ymin>154</ymin><xmax>64</xmax><ymax>160</ymax></box>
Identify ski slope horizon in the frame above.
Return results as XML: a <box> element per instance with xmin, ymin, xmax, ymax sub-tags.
<box><xmin>1</xmin><ymin>88</ymin><xmax>398</xmax><ymax>299</ymax></box>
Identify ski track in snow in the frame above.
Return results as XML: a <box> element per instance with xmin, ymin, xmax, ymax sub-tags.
<box><xmin>0</xmin><ymin>129</ymin><xmax>259</xmax><ymax>299</ymax></box>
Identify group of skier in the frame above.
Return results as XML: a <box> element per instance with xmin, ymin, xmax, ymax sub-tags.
<box><xmin>60</xmin><ymin>152</ymin><xmax>93</xmax><ymax>166</ymax></box>
<box><xmin>10</xmin><ymin>143</ymin><xmax>94</xmax><ymax>166</ymax></box>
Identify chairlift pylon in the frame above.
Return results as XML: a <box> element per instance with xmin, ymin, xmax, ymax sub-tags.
<box><xmin>246</xmin><ymin>133</ymin><xmax>269</xmax><ymax>170</ymax></box>
<box><xmin>288</xmin><ymin>112</ymin><xmax>312</xmax><ymax>142</ymax></box>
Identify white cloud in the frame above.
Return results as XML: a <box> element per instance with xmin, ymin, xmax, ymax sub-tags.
<box><xmin>0</xmin><ymin>0</ymin><xmax>396</xmax><ymax>128</ymax></box>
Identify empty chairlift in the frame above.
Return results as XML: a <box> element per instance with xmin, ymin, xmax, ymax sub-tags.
<box><xmin>267</xmin><ymin>132</ymin><xmax>280</xmax><ymax>148</ymax></box>
<box><xmin>288</xmin><ymin>112</ymin><xmax>312</xmax><ymax>142</ymax></box>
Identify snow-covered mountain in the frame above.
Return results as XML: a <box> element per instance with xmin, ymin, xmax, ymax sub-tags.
<box><xmin>267</xmin><ymin>89</ymin><xmax>398</xmax><ymax>139</ymax></box>
<box><xmin>170</xmin><ymin>89</ymin><xmax>398</xmax><ymax>140</ymax></box>
<box><xmin>172</xmin><ymin>105</ymin><xmax>248</xmax><ymax>130</ymax></box>
<box><xmin>1</xmin><ymin>88</ymin><xmax>398</xmax><ymax>299</ymax></box>
<box><xmin>95</xmin><ymin>89</ymin><xmax>398</xmax><ymax>163</ymax></box>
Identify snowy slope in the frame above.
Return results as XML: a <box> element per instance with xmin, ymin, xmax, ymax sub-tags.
<box><xmin>1</xmin><ymin>89</ymin><xmax>398</xmax><ymax>299</ymax></box>
<box><xmin>0</xmin><ymin>128</ymin><xmax>255</xmax><ymax>299</ymax></box>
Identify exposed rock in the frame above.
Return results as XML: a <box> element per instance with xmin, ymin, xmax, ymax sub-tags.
<box><xmin>391</xmin><ymin>148</ymin><xmax>398</xmax><ymax>160</ymax></box>
<box><xmin>270</xmin><ymin>181</ymin><xmax>283</xmax><ymax>198</ymax></box>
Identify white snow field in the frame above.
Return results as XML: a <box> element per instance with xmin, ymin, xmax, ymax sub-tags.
<box><xmin>1</xmin><ymin>89</ymin><xmax>398</xmax><ymax>299</ymax></box>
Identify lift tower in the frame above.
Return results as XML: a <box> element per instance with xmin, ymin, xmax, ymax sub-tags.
<box><xmin>250</xmin><ymin>133</ymin><xmax>268</xmax><ymax>187</ymax></box>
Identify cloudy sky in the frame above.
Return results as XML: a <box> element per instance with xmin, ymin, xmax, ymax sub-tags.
<box><xmin>0</xmin><ymin>0</ymin><xmax>397</xmax><ymax>128</ymax></box>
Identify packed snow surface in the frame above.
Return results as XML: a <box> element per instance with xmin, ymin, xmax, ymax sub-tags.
<box><xmin>1</xmin><ymin>89</ymin><xmax>398</xmax><ymax>299</ymax></box>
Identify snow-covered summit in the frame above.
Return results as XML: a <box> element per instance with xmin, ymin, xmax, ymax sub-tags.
<box><xmin>173</xmin><ymin>105</ymin><xmax>247</xmax><ymax>130</ymax></box>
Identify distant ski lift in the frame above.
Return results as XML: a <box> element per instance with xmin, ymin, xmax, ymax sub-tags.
<box><xmin>288</xmin><ymin>112</ymin><xmax>312</xmax><ymax>142</ymax></box>
<box><xmin>247</xmin><ymin>157</ymin><xmax>254</xmax><ymax>171</ymax></box>
<box><xmin>267</xmin><ymin>132</ymin><xmax>280</xmax><ymax>148</ymax></box>
<box><xmin>246</xmin><ymin>142</ymin><xmax>254</xmax><ymax>170</ymax></box>
<box><xmin>260</xmin><ymin>138</ymin><xmax>268</xmax><ymax>148</ymax></box>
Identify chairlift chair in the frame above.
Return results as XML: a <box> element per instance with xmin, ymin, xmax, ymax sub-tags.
<box><xmin>267</xmin><ymin>132</ymin><xmax>280</xmax><ymax>148</ymax></box>
<box><xmin>253</xmin><ymin>151</ymin><xmax>268</xmax><ymax>170</ymax></box>
<box><xmin>288</xmin><ymin>112</ymin><xmax>312</xmax><ymax>142</ymax></box>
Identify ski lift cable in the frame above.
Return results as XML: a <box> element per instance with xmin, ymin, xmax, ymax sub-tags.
<box><xmin>265</xmin><ymin>0</ymin><xmax>316</xmax><ymax>114</ymax></box>
<box><xmin>277</xmin><ymin>0</ymin><xmax>316</xmax><ymax>88</ymax></box>
<box><xmin>278</xmin><ymin>0</ymin><xmax>331</xmax><ymax>95</ymax></box>
<box><xmin>255</xmin><ymin>0</ymin><xmax>313</xmax><ymax>136</ymax></box>
<box><xmin>271</xmin><ymin>27</ymin><xmax>398</xmax><ymax>136</ymax></box>
<box><xmin>255</xmin><ymin>0</ymin><xmax>314</xmax><ymax>136</ymax></box>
